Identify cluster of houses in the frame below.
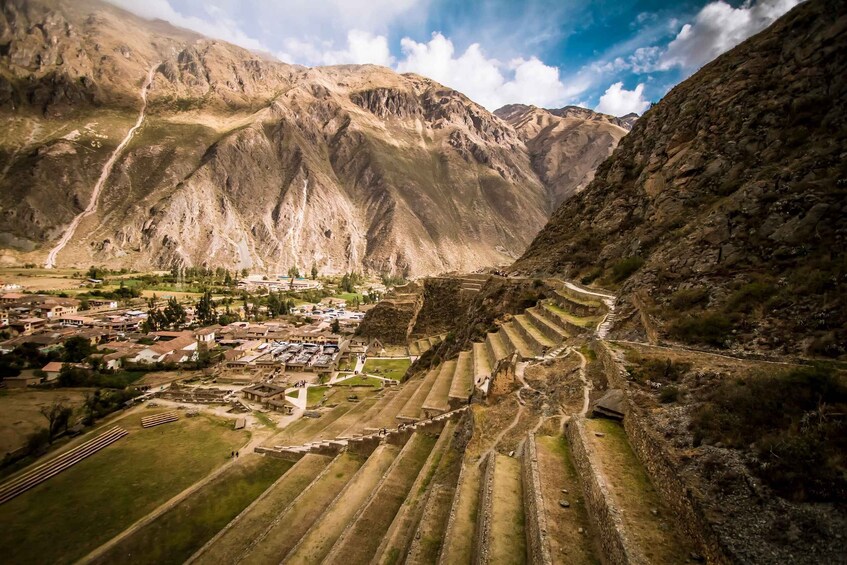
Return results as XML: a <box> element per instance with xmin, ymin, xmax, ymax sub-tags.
<box><xmin>238</xmin><ymin>275</ymin><xmax>323</xmax><ymax>292</ymax></box>
<box><xmin>0</xmin><ymin>292</ymin><xmax>141</xmax><ymax>336</ymax></box>
<box><xmin>0</xmin><ymin>288</ymin><xmax>384</xmax><ymax>389</ymax></box>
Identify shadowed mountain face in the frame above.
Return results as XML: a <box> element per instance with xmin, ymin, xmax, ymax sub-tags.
<box><xmin>0</xmin><ymin>0</ymin><xmax>631</xmax><ymax>276</ymax></box>
<box><xmin>495</xmin><ymin>104</ymin><xmax>629</xmax><ymax>207</ymax></box>
<box><xmin>513</xmin><ymin>0</ymin><xmax>847</xmax><ymax>357</ymax></box>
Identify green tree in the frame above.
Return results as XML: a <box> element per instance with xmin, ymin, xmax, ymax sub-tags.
<box><xmin>288</xmin><ymin>266</ymin><xmax>300</xmax><ymax>279</ymax></box>
<box><xmin>331</xmin><ymin>319</ymin><xmax>341</xmax><ymax>333</ymax></box>
<box><xmin>63</xmin><ymin>336</ymin><xmax>94</xmax><ymax>362</ymax></box>
<box><xmin>311</xmin><ymin>263</ymin><xmax>318</xmax><ymax>280</ymax></box>
<box><xmin>195</xmin><ymin>290</ymin><xmax>216</xmax><ymax>326</ymax></box>
<box><xmin>163</xmin><ymin>297</ymin><xmax>187</xmax><ymax>329</ymax></box>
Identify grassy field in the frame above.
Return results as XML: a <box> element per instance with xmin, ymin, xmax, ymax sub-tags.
<box><xmin>286</xmin><ymin>444</ymin><xmax>399</xmax><ymax>564</ymax></box>
<box><xmin>306</xmin><ymin>386</ymin><xmax>328</xmax><ymax>407</ymax></box>
<box><xmin>334</xmin><ymin>375</ymin><xmax>384</xmax><ymax>387</ymax></box>
<box><xmin>489</xmin><ymin>454</ymin><xmax>527</xmax><ymax>564</ymax></box>
<box><xmin>586</xmin><ymin>419</ymin><xmax>695</xmax><ymax>563</ymax></box>
<box><xmin>362</xmin><ymin>358</ymin><xmax>411</xmax><ymax>381</ymax></box>
<box><xmin>243</xmin><ymin>452</ymin><xmax>365</xmax><ymax>563</ymax></box>
<box><xmin>535</xmin><ymin>435</ymin><xmax>598</xmax><ymax>564</ymax></box>
<box><xmin>0</xmin><ymin>387</ymin><xmax>93</xmax><ymax>456</ymax></box>
<box><xmin>0</xmin><ymin>268</ymin><xmax>85</xmax><ymax>291</ymax></box>
<box><xmin>92</xmin><ymin>454</ymin><xmax>291</xmax><ymax>564</ymax></box>
<box><xmin>331</xmin><ymin>292</ymin><xmax>365</xmax><ymax>304</ymax></box>
<box><xmin>196</xmin><ymin>454</ymin><xmax>332</xmax><ymax>563</ymax></box>
<box><xmin>0</xmin><ymin>410</ymin><xmax>249</xmax><ymax>564</ymax></box>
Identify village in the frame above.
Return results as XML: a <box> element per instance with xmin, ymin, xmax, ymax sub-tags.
<box><xmin>0</xmin><ymin>268</ymin><xmax>414</xmax><ymax>463</ymax></box>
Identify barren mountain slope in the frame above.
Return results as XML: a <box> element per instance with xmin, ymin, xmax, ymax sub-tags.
<box><xmin>0</xmin><ymin>0</ymin><xmax>552</xmax><ymax>275</ymax></box>
<box><xmin>495</xmin><ymin>104</ymin><xmax>629</xmax><ymax>206</ymax></box>
<box><xmin>513</xmin><ymin>0</ymin><xmax>847</xmax><ymax>357</ymax></box>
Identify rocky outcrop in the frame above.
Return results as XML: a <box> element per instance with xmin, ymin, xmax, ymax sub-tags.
<box><xmin>513</xmin><ymin>0</ymin><xmax>847</xmax><ymax>357</ymax></box>
<box><xmin>495</xmin><ymin>104</ymin><xmax>629</xmax><ymax>207</ymax></box>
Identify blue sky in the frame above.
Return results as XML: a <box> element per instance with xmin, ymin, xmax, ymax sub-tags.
<box><xmin>108</xmin><ymin>0</ymin><xmax>802</xmax><ymax>115</ymax></box>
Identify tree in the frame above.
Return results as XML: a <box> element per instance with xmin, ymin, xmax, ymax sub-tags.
<box><xmin>311</xmin><ymin>263</ymin><xmax>318</xmax><ymax>280</ymax></box>
<box><xmin>40</xmin><ymin>400</ymin><xmax>73</xmax><ymax>444</ymax></box>
<box><xmin>63</xmin><ymin>336</ymin><xmax>94</xmax><ymax>362</ymax></box>
<box><xmin>87</xmin><ymin>266</ymin><xmax>101</xmax><ymax>280</ymax></box>
<box><xmin>196</xmin><ymin>290</ymin><xmax>216</xmax><ymax>326</ymax></box>
<box><xmin>163</xmin><ymin>297</ymin><xmax>187</xmax><ymax>329</ymax></box>
<box><xmin>331</xmin><ymin>319</ymin><xmax>341</xmax><ymax>333</ymax></box>
<box><xmin>288</xmin><ymin>266</ymin><xmax>300</xmax><ymax>279</ymax></box>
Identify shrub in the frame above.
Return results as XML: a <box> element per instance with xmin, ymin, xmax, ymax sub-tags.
<box><xmin>669</xmin><ymin>313</ymin><xmax>733</xmax><ymax>347</ymax></box>
<box><xmin>659</xmin><ymin>385</ymin><xmax>680</xmax><ymax>403</ymax></box>
<box><xmin>580</xmin><ymin>267</ymin><xmax>602</xmax><ymax>285</ymax></box>
<box><xmin>670</xmin><ymin>287</ymin><xmax>709</xmax><ymax>311</ymax></box>
<box><xmin>611</xmin><ymin>256</ymin><xmax>645</xmax><ymax>282</ymax></box>
<box><xmin>725</xmin><ymin>280</ymin><xmax>777</xmax><ymax>314</ymax></box>
<box><xmin>690</xmin><ymin>366</ymin><xmax>847</xmax><ymax>501</ymax></box>
<box><xmin>632</xmin><ymin>358</ymin><xmax>690</xmax><ymax>383</ymax></box>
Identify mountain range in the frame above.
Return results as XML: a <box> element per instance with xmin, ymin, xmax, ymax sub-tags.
<box><xmin>0</xmin><ymin>0</ymin><xmax>629</xmax><ymax>276</ymax></box>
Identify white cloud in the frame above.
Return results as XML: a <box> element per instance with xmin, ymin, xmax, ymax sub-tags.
<box><xmin>659</xmin><ymin>0</ymin><xmax>802</xmax><ymax>70</ymax></box>
<box><xmin>595</xmin><ymin>82</ymin><xmax>650</xmax><ymax>116</ymax></box>
<box><xmin>395</xmin><ymin>33</ymin><xmax>573</xmax><ymax>110</ymax></box>
<box><xmin>107</xmin><ymin>0</ymin><xmax>267</xmax><ymax>52</ymax></box>
<box><xmin>281</xmin><ymin>30</ymin><xmax>394</xmax><ymax>67</ymax></box>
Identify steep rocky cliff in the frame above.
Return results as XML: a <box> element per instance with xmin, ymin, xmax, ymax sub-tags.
<box><xmin>0</xmin><ymin>0</ymin><xmax>626</xmax><ymax>276</ymax></box>
<box><xmin>513</xmin><ymin>0</ymin><xmax>846</xmax><ymax>357</ymax></box>
<box><xmin>495</xmin><ymin>104</ymin><xmax>629</xmax><ymax>207</ymax></box>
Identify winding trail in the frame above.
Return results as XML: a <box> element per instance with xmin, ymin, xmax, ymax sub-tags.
<box><xmin>45</xmin><ymin>63</ymin><xmax>158</xmax><ymax>269</ymax></box>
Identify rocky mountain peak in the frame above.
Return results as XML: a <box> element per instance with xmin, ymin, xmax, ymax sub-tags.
<box><xmin>513</xmin><ymin>0</ymin><xmax>846</xmax><ymax>358</ymax></box>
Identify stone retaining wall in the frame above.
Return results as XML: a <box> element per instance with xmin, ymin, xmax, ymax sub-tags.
<box><xmin>593</xmin><ymin>341</ymin><xmax>731</xmax><ymax>564</ymax></box>
<box><xmin>552</xmin><ymin>290</ymin><xmax>606</xmax><ymax>317</ymax></box>
<box><xmin>254</xmin><ymin>446</ymin><xmax>305</xmax><ymax>462</ymax></box>
<box><xmin>473</xmin><ymin>452</ymin><xmax>496</xmax><ymax>565</ymax></box>
<box><xmin>437</xmin><ymin>409</ymin><xmax>475</xmax><ymax>565</ymax></box>
<box><xmin>522</xmin><ymin>434</ymin><xmax>552</xmax><ymax>565</ymax></box>
<box><xmin>565</xmin><ymin>416</ymin><xmax>643</xmax><ymax>565</ymax></box>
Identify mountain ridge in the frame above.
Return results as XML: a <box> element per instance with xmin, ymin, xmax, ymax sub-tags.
<box><xmin>0</xmin><ymin>0</ymin><xmax>632</xmax><ymax>276</ymax></box>
<box><xmin>512</xmin><ymin>0</ymin><xmax>846</xmax><ymax>357</ymax></box>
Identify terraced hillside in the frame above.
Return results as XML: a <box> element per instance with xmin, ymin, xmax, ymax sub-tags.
<box><xmin>15</xmin><ymin>272</ymin><xmax>831</xmax><ymax>564</ymax></box>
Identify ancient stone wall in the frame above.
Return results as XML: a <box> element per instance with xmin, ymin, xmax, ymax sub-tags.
<box><xmin>473</xmin><ymin>452</ymin><xmax>496</xmax><ymax>565</ymax></box>
<box><xmin>411</xmin><ymin>277</ymin><xmax>468</xmax><ymax>337</ymax></box>
<box><xmin>487</xmin><ymin>353</ymin><xmax>518</xmax><ymax>399</ymax></box>
<box><xmin>552</xmin><ymin>289</ymin><xmax>606</xmax><ymax>317</ymax></box>
<box><xmin>522</xmin><ymin>434</ymin><xmax>553</xmax><ymax>565</ymax></box>
<box><xmin>357</xmin><ymin>284</ymin><xmax>424</xmax><ymax>344</ymax></box>
<box><xmin>593</xmin><ymin>341</ymin><xmax>730</xmax><ymax>564</ymax></box>
<box><xmin>254</xmin><ymin>446</ymin><xmax>305</xmax><ymax>462</ymax></box>
<box><xmin>565</xmin><ymin>416</ymin><xmax>642</xmax><ymax>565</ymax></box>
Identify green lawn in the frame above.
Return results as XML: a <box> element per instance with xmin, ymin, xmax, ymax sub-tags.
<box><xmin>334</xmin><ymin>375</ymin><xmax>384</xmax><ymax>387</ymax></box>
<box><xmin>91</xmin><ymin>455</ymin><xmax>291</xmax><ymax>565</ymax></box>
<box><xmin>362</xmin><ymin>358</ymin><xmax>411</xmax><ymax>381</ymax></box>
<box><xmin>332</xmin><ymin>292</ymin><xmax>364</xmax><ymax>304</ymax></box>
<box><xmin>253</xmin><ymin>411</ymin><xmax>278</xmax><ymax>429</ymax></box>
<box><xmin>0</xmin><ymin>411</ymin><xmax>249</xmax><ymax>564</ymax></box>
<box><xmin>306</xmin><ymin>386</ymin><xmax>328</xmax><ymax>407</ymax></box>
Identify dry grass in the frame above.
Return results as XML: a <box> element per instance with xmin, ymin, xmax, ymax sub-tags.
<box><xmin>285</xmin><ymin>444</ymin><xmax>399</xmax><ymax>564</ymax></box>
<box><xmin>489</xmin><ymin>454</ymin><xmax>526</xmax><ymax>564</ymax></box>
<box><xmin>0</xmin><ymin>387</ymin><xmax>93</xmax><ymax>455</ymax></box>
<box><xmin>535</xmin><ymin>435</ymin><xmax>598</xmax><ymax>564</ymax></box>
<box><xmin>586</xmin><ymin>419</ymin><xmax>695</xmax><ymax>563</ymax></box>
